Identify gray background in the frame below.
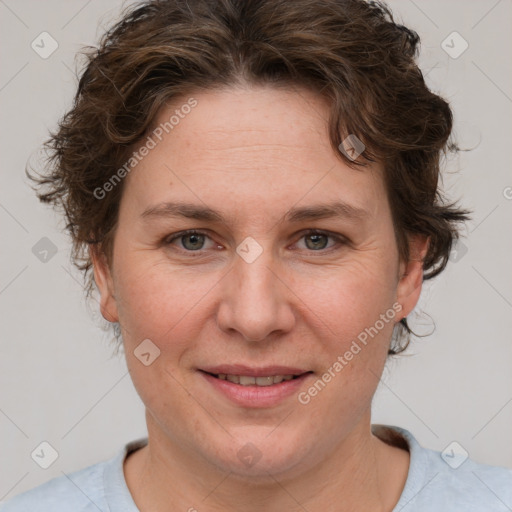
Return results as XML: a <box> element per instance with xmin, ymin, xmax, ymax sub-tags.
<box><xmin>1</xmin><ymin>0</ymin><xmax>511</xmax><ymax>501</ymax></box>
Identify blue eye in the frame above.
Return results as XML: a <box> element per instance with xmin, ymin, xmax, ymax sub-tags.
<box><xmin>166</xmin><ymin>230</ymin><xmax>214</xmax><ymax>252</ymax></box>
<box><xmin>164</xmin><ymin>229</ymin><xmax>346</xmax><ymax>255</ymax></box>
<box><xmin>179</xmin><ymin>232</ymin><xmax>206</xmax><ymax>251</ymax></box>
<box><xmin>298</xmin><ymin>230</ymin><xmax>340</xmax><ymax>251</ymax></box>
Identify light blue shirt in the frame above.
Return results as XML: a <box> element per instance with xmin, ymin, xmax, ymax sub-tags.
<box><xmin>2</xmin><ymin>425</ymin><xmax>511</xmax><ymax>511</ymax></box>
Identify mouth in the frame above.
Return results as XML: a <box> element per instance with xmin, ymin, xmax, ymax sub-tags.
<box><xmin>200</xmin><ymin>371</ymin><xmax>308</xmax><ymax>386</ymax></box>
<box><xmin>197</xmin><ymin>365</ymin><xmax>313</xmax><ymax>407</ymax></box>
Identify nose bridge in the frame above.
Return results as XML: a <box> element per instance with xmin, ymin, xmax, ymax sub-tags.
<box><xmin>216</xmin><ymin>242</ymin><xmax>294</xmax><ymax>341</ymax></box>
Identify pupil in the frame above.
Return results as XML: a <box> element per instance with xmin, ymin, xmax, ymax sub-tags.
<box><xmin>183</xmin><ymin>233</ymin><xmax>204</xmax><ymax>250</ymax></box>
<box><xmin>306</xmin><ymin>234</ymin><xmax>327</xmax><ymax>250</ymax></box>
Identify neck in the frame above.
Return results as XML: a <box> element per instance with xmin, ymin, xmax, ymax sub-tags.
<box><xmin>124</xmin><ymin>410</ymin><xmax>409</xmax><ymax>512</ymax></box>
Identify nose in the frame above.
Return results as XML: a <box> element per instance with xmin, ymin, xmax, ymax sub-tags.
<box><xmin>215</xmin><ymin>247</ymin><xmax>296</xmax><ymax>342</ymax></box>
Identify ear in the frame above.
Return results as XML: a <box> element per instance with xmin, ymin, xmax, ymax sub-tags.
<box><xmin>90</xmin><ymin>246</ymin><xmax>119</xmax><ymax>323</ymax></box>
<box><xmin>396</xmin><ymin>235</ymin><xmax>429</xmax><ymax>319</ymax></box>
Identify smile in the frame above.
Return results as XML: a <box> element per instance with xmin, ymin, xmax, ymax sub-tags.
<box><xmin>208</xmin><ymin>373</ymin><xmax>299</xmax><ymax>386</ymax></box>
<box><xmin>198</xmin><ymin>368</ymin><xmax>313</xmax><ymax>408</ymax></box>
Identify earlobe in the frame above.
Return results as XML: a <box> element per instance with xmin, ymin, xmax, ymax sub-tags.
<box><xmin>90</xmin><ymin>246</ymin><xmax>119</xmax><ymax>323</ymax></box>
<box><xmin>396</xmin><ymin>235</ymin><xmax>429</xmax><ymax>319</ymax></box>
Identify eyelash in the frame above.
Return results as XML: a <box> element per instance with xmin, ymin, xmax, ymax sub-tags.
<box><xmin>164</xmin><ymin>229</ymin><xmax>347</xmax><ymax>256</ymax></box>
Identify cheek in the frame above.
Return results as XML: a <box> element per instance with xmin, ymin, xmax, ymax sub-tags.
<box><xmin>294</xmin><ymin>267</ymin><xmax>398</xmax><ymax>433</ymax></box>
<box><xmin>114</xmin><ymin>262</ymin><xmax>214</xmax><ymax>419</ymax></box>
<box><xmin>300</xmin><ymin>256</ymin><xmax>399</xmax><ymax>339</ymax></box>
<box><xmin>114</xmin><ymin>245</ymin><xmax>399</xmax><ymax>345</ymax></box>
<box><xmin>112</xmin><ymin>255</ymin><xmax>224</xmax><ymax>354</ymax></box>
<box><xmin>293</xmin><ymin>256</ymin><xmax>399</xmax><ymax>394</ymax></box>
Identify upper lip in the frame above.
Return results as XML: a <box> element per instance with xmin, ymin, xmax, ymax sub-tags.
<box><xmin>199</xmin><ymin>365</ymin><xmax>311</xmax><ymax>377</ymax></box>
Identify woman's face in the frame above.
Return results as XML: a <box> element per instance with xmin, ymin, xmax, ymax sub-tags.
<box><xmin>93</xmin><ymin>84</ymin><xmax>425</xmax><ymax>477</ymax></box>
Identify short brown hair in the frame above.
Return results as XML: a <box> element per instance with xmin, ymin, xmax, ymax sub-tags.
<box><xmin>29</xmin><ymin>0</ymin><xmax>470</xmax><ymax>354</ymax></box>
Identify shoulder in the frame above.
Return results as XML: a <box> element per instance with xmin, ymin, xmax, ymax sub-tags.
<box><xmin>0</xmin><ymin>460</ymin><xmax>107</xmax><ymax>512</ymax></box>
<box><xmin>374</xmin><ymin>425</ymin><xmax>512</xmax><ymax>512</ymax></box>
<box><xmin>418</xmin><ymin>443</ymin><xmax>512</xmax><ymax>510</ymax></box>
<box><xmin>0</xmin><ymin>437</ymin><xmax>149</xmax><ymax>512</ymax></box>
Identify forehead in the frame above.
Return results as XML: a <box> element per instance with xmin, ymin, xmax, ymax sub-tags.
<box><xmin>121</xmin><ymin>85</ymin><xmax>386</xmax><ymax>223</ymax></box>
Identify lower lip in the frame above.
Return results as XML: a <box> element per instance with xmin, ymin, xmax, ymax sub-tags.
<box><xmin>200</xmin><ymin>371</ymin><xmax>312</xmax><ymax>408</ymax></box>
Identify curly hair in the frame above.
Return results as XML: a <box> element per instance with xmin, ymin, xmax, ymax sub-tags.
<box><xmin>28</xmin><ymin>0</ymin><xmax>470</xmax><ymax>354</ymax></box>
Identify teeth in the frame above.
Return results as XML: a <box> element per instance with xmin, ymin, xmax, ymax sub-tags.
<box><xmin>256</xmin><ymin>376</ymin><xmax>275</xmax><ymax>386</ymax></box>
<box><xmin>216</xmin><ymin>374</ymin><xmax>297</xmax><ymax>386</ymax></box>
<box><xmin>239</xmin><ymin>375</ymin><xmax>256</xmax><ymax>385</ymax></box>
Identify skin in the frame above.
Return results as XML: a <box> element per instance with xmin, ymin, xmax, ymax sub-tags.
<box><xmin>92</xmin><ymin>83</ymin><xmax>428</xmax><ymax>511</ymax></box>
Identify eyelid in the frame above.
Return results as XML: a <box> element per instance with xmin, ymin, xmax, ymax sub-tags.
<box><xmin>292</xmin><ymin>228</ymin><xmax>348</xmax><ymax>252</ymax></box>
<box><xmin>164</xmin><ymin>229</ymin><xmax>220</xmax><ymax>252</ymax></box>
<box><xmin>164</xmin><ymin>228</ymin><xmax>348</xmax><ymax>255</ymax></box>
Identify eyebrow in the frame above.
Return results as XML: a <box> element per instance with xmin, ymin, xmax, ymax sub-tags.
<box><xmin>141</xmin><ymin>200</ymin><xmax>369</xmax><ymax>224</ymax></box>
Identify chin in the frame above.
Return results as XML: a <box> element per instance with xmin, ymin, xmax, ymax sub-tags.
<box><xmin>204</xmin><ymin>427</ymin><xmax>316</xmax><ymax>479</ymax></box>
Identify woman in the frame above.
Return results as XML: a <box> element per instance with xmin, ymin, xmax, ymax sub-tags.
<box><xmin>3</xmin><ymin>0</ymin><xmax>511</xmax><ymax>510</ymax></box>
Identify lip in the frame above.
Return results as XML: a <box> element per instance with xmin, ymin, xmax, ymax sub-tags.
<box><xmin>198</xmin><ymin>368</ymin><xmax>313</xmax><ymax>408</ymax></box>
<box><xmin>199</xmin><ymin>364</ymin><xmax>310</xmax><ymax>377</ymax></box>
